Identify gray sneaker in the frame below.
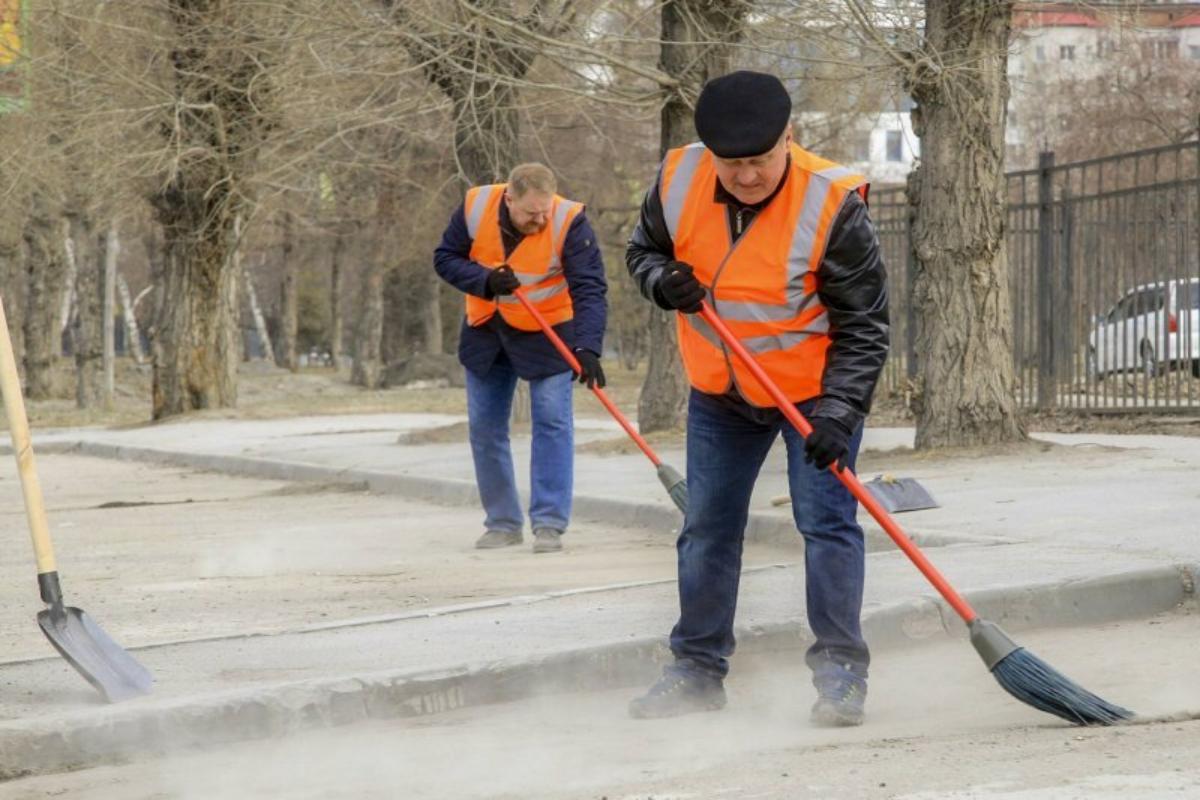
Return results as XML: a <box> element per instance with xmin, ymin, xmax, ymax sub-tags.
<box><xmin>628</xmin><ymin>669</ymin><xmax>727</xmax><ymax>719</ymax></box>
<box><xmin>475</xmin><ymin>530</ymin><xmax>523</xmax><ymax>549</ymax></box>
<box><xmin>810</xmin><ymin>664</ymin><xmax>867</xmax><ymax>727</ymax></box>
<box><xmin>532</xmin><ymin>527</ymin><xmax>563</xmax><ymax>553</ymax></box>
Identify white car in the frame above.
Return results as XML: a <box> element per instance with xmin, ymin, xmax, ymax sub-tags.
<box><xmin>1087</xmin><ymin>279</ymin><xmax>1200</xmax><ymax>379</ymax></box>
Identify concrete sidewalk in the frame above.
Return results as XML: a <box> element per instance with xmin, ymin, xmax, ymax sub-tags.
<box><xmin>30</xmin><ymin>413</ymin><xmax>1200</xmax><ymax>558</ymax></box>
<box><xmin>0</xmin><ymin>414</ymin><xmax>1197</xmax><ymax>777</ymax></box>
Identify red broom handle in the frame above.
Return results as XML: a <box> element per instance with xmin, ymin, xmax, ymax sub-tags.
<box><xmin>511</xmin><ymin>289</ymin><xmax>663</xmax><ymax>468</ymax></box>
<box><xmin>697</xmin><ymin>302</ymin><xmax>978</xmax><ymax>624</ymax></box>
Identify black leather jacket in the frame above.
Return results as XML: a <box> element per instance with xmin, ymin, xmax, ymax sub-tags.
<box><xmin>626</xmin><ymin>166</ymin><xmax>889</xmax><ymax>432</ymax></box>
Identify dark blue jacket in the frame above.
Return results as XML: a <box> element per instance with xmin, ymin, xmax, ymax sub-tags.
<box><xmin>434</xmin><ymin>199</ymin><xmax>608</xmax><ymax>380</ymax></box>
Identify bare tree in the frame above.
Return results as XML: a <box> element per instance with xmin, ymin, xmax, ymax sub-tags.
<box><xmin>67</xmin><ymin>211</ymin><xmax>103</xmax><ymax>408</ymax></box>
<box><xmin>149</xmin><ymin>1</ymin><xmax>277</xmax><ymax>418</ymax></box>
<box><xmin>896</xmin><ymin>0</ymin><xmax>1026</xmax><ymax>447</ymax></box>
<box><xmin>638</xmin><ymin>0</ymin><xmax>751</xmax><ymax>433</ymax></box>
<box><xmin>1013</xmin><ymin>37</ymin><xmax>1200</xmax><ymax>165</ymax></box>
<box><xmin>20</xmin><ymin>191</ymin><xmax>65</xmax><ymax>399</ymax></box>
<box><xmin>379</xmin><ymin>0</ymin><xmax>577</xmax><ymax>186</ymax></box>
<box><xmin>102</xmin><ymin>219</ymin><xmax>118</xmax><ymax>405</ymax></box>
<box><xmin>277</xmin><ymin>210</ymin><xmax>298</xmax><ymax>371</ymax></box>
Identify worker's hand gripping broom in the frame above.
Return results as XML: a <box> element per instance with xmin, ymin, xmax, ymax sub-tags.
<box><xmin>698</xmin><ymin>301</ymin><xmax>1131</xmax><ymax>726</ymax></box>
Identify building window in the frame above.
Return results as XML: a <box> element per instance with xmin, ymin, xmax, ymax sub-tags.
<box><xmin>1143</xmin><ymin>39</ymin><xmax>1179</xmax><ymax>59</ymax></box>
<box><xmin>1059</xmin><ymin>44</ymin><xmax>1075</xmax><ymax>61</ymax></box>
<box><xmin>1190</xmin><ymin>45</ymin><xmax>1200</xmax><ymax>60</ymax></box>
<box><xmin>1035</xmin><ymin>45</ymin><xmax>1045</xmax><ymax>62</ymax></box>
<box><xmin>886</xmin><ymin>131</ymin><xmax>903</xmax><ymax>163</ymax></box>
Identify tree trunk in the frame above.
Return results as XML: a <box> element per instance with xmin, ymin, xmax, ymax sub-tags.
<box><xmin>59</xmin><ymin>220</ymin><xmax>76</xmax><ymax>353</ymax></box>
<box><xmin>21</xmin><ymin>194</ymin><xmax>65</xmax><ymax>400</ymax></box>
<box><xmin>278</xmin><ymin>211</ymin><xmax>298</xmax><ymax>371</ymax></box>
<box><xmin>351</xmin><ymin>265</ymin><xmax>385</xmax><ymax>389</ymax></box>
<box><xmin>149</xmin><ymin>0</ymin><xmax>271</xmax><ymax>419</ymax></box>
<box><xmin>219</xmin><ymin>218</ymin><xmax>243</xmax><ymax>397</ymax></box>
<box><xmin>421</xmin><ymin>268</ymin><xmax>443</xmax><ymax>355</ymax></box>
<box><xmin>639</xmin><ymin>0</ymin><xmax>750</xmax><ymax>433</ymax></box>
<box><xmin>116</xmin><ymin>272</ymin><xmax>145</xmax><ymax>364</ymax></box>
<box><xmin>0</xmin><ymin>215</ymin><xmax>25</xmax><ymax>383</ymax></box>
<box><xmin>102</xmin><ymin>220</ymin><xmax>118</xmax><ymax>407</ymax></box>
<box><xmin>151</xmin><ymin>203</ymin><xmax>242</xmax><ymax>418</ymax></box>
<box><xmin>244</xmin><ymin>263</ymin><xmax>275</xmax><ymax>363</ymax></box>
<box><xmin>69</xmin><ymin>213</ymin><xmax>103</xmax><ymax>410</ymax></box>
<box><xmin>907</xmin><ymin>0</ymin><xmax>1026</xmax><ymax>448</ymax></box>
<box><xmin>329</xmin><ymin>226</ymin><xmax>346</xmax><ymax>369</ymax></box>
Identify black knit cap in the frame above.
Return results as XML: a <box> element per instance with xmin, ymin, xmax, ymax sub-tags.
<box><xmin>694</xmin><ymin>70</ymin><xmax>792</xmax><ymax>158</ymax></box>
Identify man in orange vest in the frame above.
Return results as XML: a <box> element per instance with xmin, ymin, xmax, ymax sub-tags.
<box><xmin>626</xmin><ymin>72</ymin><xmax>889</xmax><ymax>725</ymax></box>
<box><xmin>434</xmin><ymin>163</ymin><xmax>608</xmax><ymax>553</ymax></box>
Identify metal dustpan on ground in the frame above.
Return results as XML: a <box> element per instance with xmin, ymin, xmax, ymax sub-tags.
<box><xmin>863</xmin><ymin>474</ymin><xmax>939</xmax><ymax>513</ymax></box>
<box><xmin>0</xmin><ymin>296</ymin><xmax>153</xmax><ymax>703</ymax></box>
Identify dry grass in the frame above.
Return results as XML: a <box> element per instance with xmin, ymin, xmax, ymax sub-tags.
<box><xmin>13</xmin><ymin>358</ymin><xmax>651</xmax><ymax>432</ymax></box>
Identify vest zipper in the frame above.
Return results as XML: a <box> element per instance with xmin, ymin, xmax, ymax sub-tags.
<box><xmin>709</xmin><ymin>209</ymin><xmax>760</xmax><ymax>398</ymax></box>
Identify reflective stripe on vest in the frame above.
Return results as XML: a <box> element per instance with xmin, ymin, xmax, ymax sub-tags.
<box><xmin>463</xmin><ymin>184</ymin><xmax>582</xmax><ymax>331</ymax></box>
<box><xmin>661</xmin><ymin>143</ymin><xmax>868</xmax><ymax>405</ymax></box>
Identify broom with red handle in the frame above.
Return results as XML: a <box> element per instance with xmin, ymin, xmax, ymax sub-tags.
<box><xmin>511</xmin><ymin>288</ymin><xmax>688</xmax><ymax>514</ymax></box>
<box><xmin>698</xmin><ymin>300</ymin><xmax>1132</xmax><ymax>726</ymax></box>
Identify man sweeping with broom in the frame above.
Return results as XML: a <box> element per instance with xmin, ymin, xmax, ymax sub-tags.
<box><xmin>625</xmin><ymin>71</ymin><xmax>1132</xmax><ymax>728</ymax></box>
<box><xmin>624</xmin><ymin>71</ymin><xmax>888</xmax><ymax>726</ymax></box>
<box><xmin>435</xmin><ymin>163</ymin><xmax>607</xmax><ymax>554</ymax></box>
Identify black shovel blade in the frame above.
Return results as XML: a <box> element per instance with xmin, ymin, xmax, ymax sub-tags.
<box><xmin>38</xmin><ymin>606</ymin><xmax>153</xmax><ymax>703</ymax></box>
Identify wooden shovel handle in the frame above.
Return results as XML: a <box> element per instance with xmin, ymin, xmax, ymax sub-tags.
<box><xmin>0</xmin><ymin>296</ymin><xmax>57</xmax><ymax>575</ymax></box>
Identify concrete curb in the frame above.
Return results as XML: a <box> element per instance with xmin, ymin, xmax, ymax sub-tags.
<box><xmin>36</xmin><ymin>440</ymin><xmax>975</xmax><ymax>550</ymax></box>
<box><xmin>0</xmin><ymin>563</ymin><xmax>1192</xmax><ymax>780</ymax></box>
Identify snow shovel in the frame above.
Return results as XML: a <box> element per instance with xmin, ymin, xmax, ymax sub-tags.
<box><xmin>511</xmin><ymin>288</ymin><xmax>688</xmax><ymax>514</ymax></box>
<box><xmin>698</xmin><ymin>301</ymin><xmax>1131</xmax><ymax>725</ymax></box>
<box><xmin>0</xmin><ymin>296</ymin><xmax>153</xmax><ymax>703</ymax></box>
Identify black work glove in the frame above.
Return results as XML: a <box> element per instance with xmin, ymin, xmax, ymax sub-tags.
<box><xmin>804</xmin><ymin>417</ymin><xmax>853</xmax><ymax>472</ymax></box>
<box><xmin>658</xmin><ymin>261</ymin><xmax>706</xmax><ymax>314</ymax></box>
<box><xmin>573</xmin><ymin>348</ymin><xmax>605</xmax><ymax>389</ymax></box>
<box><xmin>485</xmin><ymin>265</ymin><xmax>520</xmax><ymax>297</ymax></box>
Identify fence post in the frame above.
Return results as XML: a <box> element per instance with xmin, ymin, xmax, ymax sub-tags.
<box><xmin>1058</xmin><ymin>183</ymin><xmax>1075</xmax><ymax>389</ymax></box>
<box><xmin>905</xmin><ymin>217</ymin><xmax>917</xmax><ymax>381</ymax></box>
<box><xmin>1036</xmin><ymin>150</ymin><xmax>1057</xmax><ymax>410</ymax></box>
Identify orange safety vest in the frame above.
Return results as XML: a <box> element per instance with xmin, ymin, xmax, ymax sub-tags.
<box><xmin>659</xmin><ymin>142</ymin><xmax>869</xmax><ymax>407</ymax></box>
<box><xmin>462</xmin><ymin>184</ymin><xmax>584</xmax><ymax>331</ymax></box>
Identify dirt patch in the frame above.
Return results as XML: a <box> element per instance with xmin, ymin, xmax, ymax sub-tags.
<box><xmin>575</xmin><ymin>426</ymin><xmax>686</xmax><ymax>456</ymax></box>
<box><xmin>857</xmin><ymin>437</ymin><xmax>1136</xmax><ymax>472</ymax></box>
<box><xmin>381</xmin><ymin>353</ymin><xmax>466</xmax><ymax>389</ymax></box>
<box><xmin>395</xmin><ymin>421</ymin><xmax>535</xmax><ymax>444</ymax></box>
<box><xmin>1026</xmin><ymin>409</ymin><xmax>1200</xmax><ymax>438</ymax></box>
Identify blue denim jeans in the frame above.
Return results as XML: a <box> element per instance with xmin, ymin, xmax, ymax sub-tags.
<box><xmin>465</xmin><ymin>358</ymin><xmax>574</xmax><ymax>534</ymax></box>
<box><xmin>669</xmin><ymin>390</ymin><xmax>870</xmax><ymax>682</ymax></box>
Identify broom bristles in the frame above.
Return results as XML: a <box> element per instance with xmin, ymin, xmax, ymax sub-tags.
<box><xmin>991</xmin><ymin>647</ymin><xmax>1134</xmax><ymax>726</ymax></box>
<box><xmin>667</xmin><ymin>481</ymin><xmax>688</xmax><ymax>514</ymax></box>
<box><xmin>656</xmin><ymin>463</ymin><xmax>689</xmax><ymax>515</ymax></box>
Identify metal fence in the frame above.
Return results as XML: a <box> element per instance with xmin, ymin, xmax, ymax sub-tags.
<box><xmin>875</xmin><ymin>138</ymin><xmax>1200</xmax><ymax>413</ymax></box>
